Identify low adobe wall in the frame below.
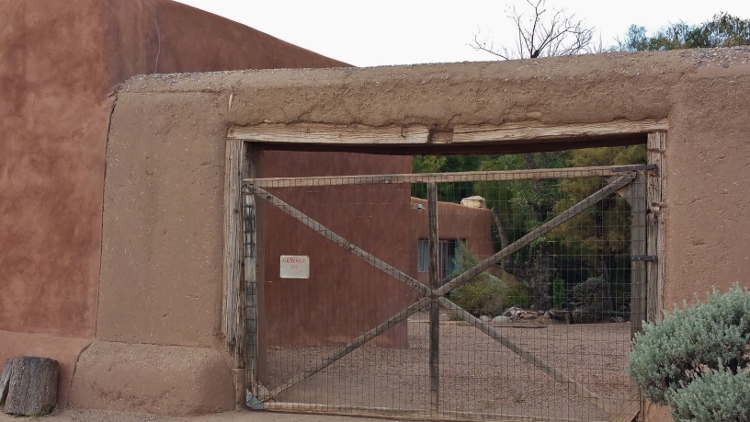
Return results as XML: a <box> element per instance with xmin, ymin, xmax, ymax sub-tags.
<box><xmin>105</xmin><ymin>48</ymin><xmax>750</xmax><ymax>420</ymax></box>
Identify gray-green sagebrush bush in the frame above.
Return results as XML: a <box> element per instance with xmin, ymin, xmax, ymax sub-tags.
<box><xmin>628</xmin><ymin>284</ymin><xmax>750</xmax><ymax>422</ymax></box>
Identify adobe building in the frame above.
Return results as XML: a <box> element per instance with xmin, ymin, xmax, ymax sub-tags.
<box><xmin>87</xmin><ymin>47</ymin><xmax>750</xmax><ymax>421</ymax></box>
<box><xmin>4</xmin><ymin>1</ymin><xmax>750</xmax><ymax>421</ymax></box>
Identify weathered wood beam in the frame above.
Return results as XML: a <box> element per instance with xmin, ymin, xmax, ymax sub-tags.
<box><xmin>436</xmin><ymin>173</ymin><xmax>636</xmax><ymax>297</ymax></box>
<box><xmin>264</xmin><ymin>297</ymin><xmax>431</xmax><ymax>401</ymax></box>
<box><xmin>438</xmin><ymin>297</ymin><xmax>614</xmax><ymax>416</ymax></box>
<box><xmin>228</xmin><ymin>124</ymin><xmax>430</xmax><ymax>144</ymax></box>
<box><xmin>452</xmin><ymin>120</ymin><xmax>668</xmax><ymax>144</ymax></box>
<box><xmin>244</xmin><ymin>165</ymin><xmax>653</xmax><ymax>188</ymax></box>
<box><xmin>251</xmin><ymin>186</ymin><xmax>431</xmax><ymax>296</ymax></box>
<box><xmin>625</xmin><ymin>174</ymin><xmax>647</xmax><ymax>337</ymax></box>
<box><xmin>647</xmin><ymin>132</ymin><xmax>666</xmax><ymax>322</ymax></box>
<box><xmin>223</xmin><ymin>139</ymin><xmax>247</xmax><ymax>409</ymax></box>
<box><xmin>228</xmin><ymin>121</ymin><xmax>667</xmax><ymax>150</ymax></box>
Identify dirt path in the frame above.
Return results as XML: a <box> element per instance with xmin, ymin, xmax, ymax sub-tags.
<box><xmin>0</xmin><ymin>409</ymin><xmax>385</xmax><ymax>422</ymax></box>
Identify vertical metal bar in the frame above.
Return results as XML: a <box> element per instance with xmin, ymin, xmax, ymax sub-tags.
<box><xmin>627</xmin><ymin>173</ymin><xmax>647</xmax><ymax>337</ymax></box>
<box><xmin>244</xmin><ymin>186</ymin><xmax>259</xmax><ymax>397</ymax></box>
<box><xmin>427</xmin><ymin>182</ymin><xmax>439</xmax><ymax>412</ymax></box>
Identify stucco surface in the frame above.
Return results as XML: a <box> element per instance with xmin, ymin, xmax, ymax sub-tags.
<box><xmin>0</xmin><ymin>0</ymin><xmax>111</xmax><ymax>339</ymax></box>
<box><xmin>109</xmin><ymin>48</ymin><xmax>750</xmax><ymax>421</ymax></box>
<box><xmin>0</xmin><ymin>0</ymin><xmax>346</xmax><ymax>340</ymax></box>
<box><xmin>68</xmin><ymin>341</ymin><xmax>234</xmax><ymax>415</ymax></box>
<box><xmin>1</xmin><ymin>0</ymin><xmax>350</xmax><ymax>414</ymax></box>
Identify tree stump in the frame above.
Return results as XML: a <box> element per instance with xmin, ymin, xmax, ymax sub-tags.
<box><xmin>0</xmin><ymin>356</ymin><xmax>58</xmax><ymax>416</ymax></box>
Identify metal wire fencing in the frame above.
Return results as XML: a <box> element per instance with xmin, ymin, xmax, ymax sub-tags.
<box><xmin>243</xmin><ymin>164</ymin><xmax>648</xmax><ymax>422</ymax></box>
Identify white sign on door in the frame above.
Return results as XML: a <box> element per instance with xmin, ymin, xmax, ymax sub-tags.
<box><xmin>279</xmin><ymin>255</ymin><xmax>310</xmax><ymax>279</ymax></box>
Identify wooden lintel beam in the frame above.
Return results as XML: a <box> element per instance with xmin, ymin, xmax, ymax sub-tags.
<box><xmin>228</xmin><ymin>124</ymin><xmax>430</xmax><ymax>144</ymax></box>
<box><xmin>452</xmin><ymin>120</ymin><xmax>668</xmax><ymax>144</ymax></box>
<box><xmin>228</xmin><ymin>120</ymin><xmax>667</xmax><ymax>149</ymax></box>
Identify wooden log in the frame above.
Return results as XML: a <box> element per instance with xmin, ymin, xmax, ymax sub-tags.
<box><xmin>244</xmin><ymin>165</ymin><xmax>652</xmax><ymax>188</ymax></box>
<box><xmin>3</xmin><ymin>356</ymin><xmax>58</xmax><ymax>416</ymax></box>
<box><xmin>0</xmin><ymin>358</ymin><xmax>13</xmax><ymax>405</ymax></box>
<box><xmin>438</xmin><ymin>298</ymin><xmax>614</xmax><ymax>416</ymax></box>
<box><xmin>436</xmin><ymin>173</ymin><xmax>636</xmax><ymax>297</ymax></box>
<box><xmin>252</xmin><ymin>186</ymin><xmax>431</xmax><ymax>296</ymax></box>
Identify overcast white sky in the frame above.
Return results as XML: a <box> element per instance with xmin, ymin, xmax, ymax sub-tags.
<box><xmin>175</xmin><ymin>0</ymin><xmax>749</xmax><ymax>67</ymax></box>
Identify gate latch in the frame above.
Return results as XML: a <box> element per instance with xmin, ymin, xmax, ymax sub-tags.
<box><xmin>631</xmin><ymin>255</ymin><xmax>657</xmax><ymax>262</ymax></box>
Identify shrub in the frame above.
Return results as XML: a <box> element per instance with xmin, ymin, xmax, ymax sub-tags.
<box><xmin>552</xmin><ymin>272</ymin><xmax>565</xmax><ymax>309</ymax></box>
<box><xmin>449</xmin><ymin>242</ymin><xmax>507</xmax><ymax>317</ymax></box>
<box><xmin>506</xmin><ymin>283</ymin><xmax>533</xmax><ymax>309</ymax></box>
<box><xmin>628</xmin><ymin>284</ymin><xmax>750</xmax><ymax>422</ymax></box>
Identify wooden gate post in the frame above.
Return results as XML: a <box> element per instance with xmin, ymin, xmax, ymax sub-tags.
<box><xmin>224</xmin><ymin>139</ymin><xmax>248</xmax><ymax>408</ymax></box>
<box><xmin>427</xmin><ymin>182</ymin><xmax>440</xmax><ymax>412</ymax></box>
<box><xmin>647</xmin><ymin>132</ymin><xmax>666</xmax><ymax>322</ymax></box>
<box><xmin>626</xmin><ymin>173</ymin><xmax>648</xmax><ymax>337</ymax></box>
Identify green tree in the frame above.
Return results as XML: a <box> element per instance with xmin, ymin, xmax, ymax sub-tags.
<box><xmin>618</xmin><ymin>12</ymin><xmax>750</xmax><ymax>51</ymax></box>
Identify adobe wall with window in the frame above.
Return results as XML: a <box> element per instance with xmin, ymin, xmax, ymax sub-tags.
<box><xmin>0</xmin><ymin>0</ymin><xmax>363</xmax><ymax>412</ymax></box>
<box><xmin>410</xmin><ymin>198</ymin><xmax>496</xmax><ymax>285</ymax></box>
<box><xmin>88</xmin><ymin>48</ymin><xmax>750</xmax><ymax>420</ymax></box>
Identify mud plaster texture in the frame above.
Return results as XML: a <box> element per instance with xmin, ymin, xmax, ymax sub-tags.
<box><xmin>67</xmin><ymin>341</ymin><xmax>234</xmax><ymax>416</ymax></box>
<box><xmin>100</xmin><ymin>48</ymin><xmax>750</xmax><ymax>421</ymax></box>
<box><xmin>1</xmin><ymin>0</ymin><xmax>347</xmax><ymax>412</ymax></box>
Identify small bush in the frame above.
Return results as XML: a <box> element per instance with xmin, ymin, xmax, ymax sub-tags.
<box><xmin>449</xmin><ymin>242</ymin><xmax>508</xmax><ymax>316</ymax></box>
<box><xmin>628</xmin><ymin>284</ymin><xmax>750</xmax><ymax>422</ymax></box>
<box><xmin>552</xmin><ymin>273</ymin><xmax>565</xmax><ymax>309</ymax></box>
<box><xmin>506</xmin><ymin>284</ymin><xmax>533</xmax><ymax>309</ymax></box>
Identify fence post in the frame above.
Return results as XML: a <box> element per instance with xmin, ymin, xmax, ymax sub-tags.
<box><xmin>427</xmin><ymin>182</ymin><xmax>440</xmax><ymax>412</ymax></box>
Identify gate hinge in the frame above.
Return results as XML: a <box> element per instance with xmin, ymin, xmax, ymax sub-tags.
<box><xmin>631</xmin><ymin>255</ymin><xmax>657</xmax><ymax>262</ymax></box>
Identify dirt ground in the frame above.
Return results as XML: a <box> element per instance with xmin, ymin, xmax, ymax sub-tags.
<box><xmin>0</xmin><ymin>409</ymin><xmax>384</xmax><ymax>422</ymax></box>
<box><xmin>264</xmin><ymin>312</ymin><xmax>634</xmax><ymax>422</ymax></box>
<box><xmin>0</xmin><ymin>314</ymin><xmax>631</xmax><ymax>422</ymax></box>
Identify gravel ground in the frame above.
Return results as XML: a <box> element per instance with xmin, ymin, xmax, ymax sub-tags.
<box><xmin>265</xmin><ymin>312</ymin><xmax>634</xmax><ymax>422</ymax></box>
<box><xmin>0</xmin><ymin>409</ymin><xmax>384</xmax><ymax>422</ymax></box>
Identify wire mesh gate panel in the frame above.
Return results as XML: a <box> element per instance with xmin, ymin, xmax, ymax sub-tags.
<box><xmin>242</xmin><ymin>165</ymin><xmax>650</xmax><ymax>422</ymax></box>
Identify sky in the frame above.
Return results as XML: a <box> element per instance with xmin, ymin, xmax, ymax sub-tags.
<box><xmin>175</xmin><ymin>0</ymin><xmax>749</xmax><ymax>67</ymax></box>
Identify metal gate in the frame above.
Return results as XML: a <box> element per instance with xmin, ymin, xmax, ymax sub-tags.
<box><xmin>241</xmin><ymin>164</ymin><xmax>655</xmax><ymax>422</ymax></box>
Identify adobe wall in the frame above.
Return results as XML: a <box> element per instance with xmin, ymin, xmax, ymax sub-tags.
<box><xmin>409</xmin><ymin>198</ymin><xmax>495</xmax><ymax>285</ymax></box>
<box><xmin>109</xmin><ymin>48</ymin><xmax>750</xmax><ymax>420</ymax></box>
<box><xmin>0</xmin><ymin>0</ymin><xmax>347</xmax><ymax>413</ymax></box>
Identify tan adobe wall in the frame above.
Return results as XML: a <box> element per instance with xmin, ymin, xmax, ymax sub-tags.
<box><xmin>106</xmin><ymin>48</ymin><xmax>750</xmax><ymax>419</ymax></box>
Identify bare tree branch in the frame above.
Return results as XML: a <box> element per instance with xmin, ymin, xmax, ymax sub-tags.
<box><xmin>471</xmin><ymin>0</ymin><xmax>595</xmax><ymax>60</ymax></box>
